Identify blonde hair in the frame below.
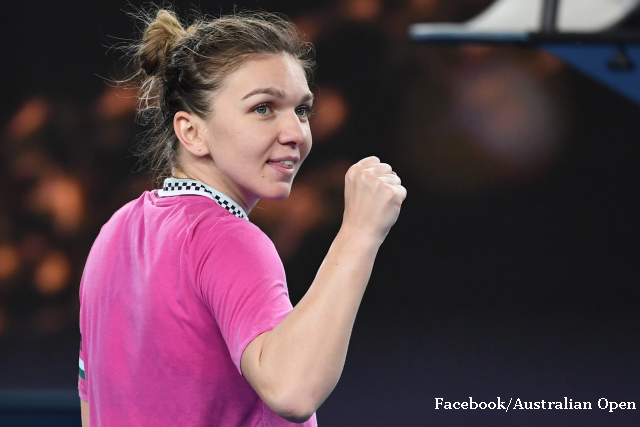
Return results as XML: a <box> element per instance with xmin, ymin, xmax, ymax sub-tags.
<box><xmin>124</xmin><ymin>7</ymin><xmax>315</xmax><ymax>185</ymax></box>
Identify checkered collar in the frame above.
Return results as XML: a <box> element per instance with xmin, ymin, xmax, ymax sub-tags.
<box><xmin>158</xmin><ymin>178</ymin><xmax>247</xmax><ymax>220</ymax></box>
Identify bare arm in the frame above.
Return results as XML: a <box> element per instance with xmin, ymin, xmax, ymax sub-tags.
<box><xmin>81</xmin><ymin>399</ymin><xmax>89</xmax><ymax>427</ymax></box>
<box><xmin>241</xmin><ymin>157</ymin><xmax>406</xmax><ymax>422</ymax></box>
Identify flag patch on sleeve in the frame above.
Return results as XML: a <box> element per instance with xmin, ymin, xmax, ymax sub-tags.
<box><xmin>79</xmin><ymin>357</ymin><xmax>85</xmax><ymax>379</ymax></box>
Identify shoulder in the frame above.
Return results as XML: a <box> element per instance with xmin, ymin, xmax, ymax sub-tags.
<box><xmin>189</xmin><ymin>212</ymin><xmax>286</xmax><ymax>293</ymax></box>
<box><xmin>98</xmin><ymin>192</ymin><xmax>150</xmax><ymax>235</ymax></box>
<box><xmin>190</xmin><ymin>210</ymin><xmax>278</xmax><ymax>261</ymax></box>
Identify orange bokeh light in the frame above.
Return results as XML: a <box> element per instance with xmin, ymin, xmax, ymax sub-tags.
<box><xmin>96</xmin><ymin>86</ymin><xmax>138</xmax><ymax>120</ymax></box>
<box><xmin>343</xmin><ymin>0</ymin><xmax>382</xmax><ymax>22</ymax></box>
<box><xmin>30</xmin><ymin>173</ymin><xmax>85</xmax><ymax>233</ymax></box>
<box><xmin>34</xmin><ymin>251</ymin><xmax>71</xmax><ymax>296</ymax></box>
<box><xmin>311</xmin><ymin>87</ymin><xmax>349</xmax><ymax>141</ymax></box>
<box><xmin>5</xmin><ymin>97</ymin><xmax>50</xmax><ymax>141</ymax></box>
<box><xmin>295</xmin><ymin>15</ymin><xmax>322</xmax><ymax>43</ymax></box>
<box><xmin>0</xmin><ymin>245</ymin><xmax>20</xmax><ymax>281</ymax></box>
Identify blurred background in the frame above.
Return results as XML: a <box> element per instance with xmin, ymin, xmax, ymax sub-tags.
<box><xmin>1</xmin><ymin>0</ymin><xmax>638</xmax><ymax>426</ymax></box>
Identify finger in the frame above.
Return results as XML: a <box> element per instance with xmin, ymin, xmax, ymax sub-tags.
<box><xmin>395</xmin><ymin>185</ymin><xmax>407</xmax><ymax>202</ymax></box>
<box><xmin>378</xmin><ymin>174</ymin><xmax>401</xmax><ymax>185</ymax></box>
<box><xmin>366</xmin><ymin>163</ymin><xmax>393</xmax><ymax>175</ymax></box>
<box><xmin>356</xmin><ymin>156</ymin><xmax>380</xmax><ymax>169</ymax></box>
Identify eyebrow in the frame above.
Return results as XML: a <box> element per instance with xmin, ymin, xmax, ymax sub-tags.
<box><xmin>242</xmin><ymin>87</ymin><xmax>314</xmax><ymax>103</ymax></box>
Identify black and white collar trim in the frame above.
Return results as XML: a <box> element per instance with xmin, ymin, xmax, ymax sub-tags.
<box><xmin>158</xmin><ymin>178</ymin><xmax>247</xmax><ymax>220</ymax></box>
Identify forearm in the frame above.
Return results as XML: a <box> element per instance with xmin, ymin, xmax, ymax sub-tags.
<box><xmin>81</xmin><ymin>399</ymin><xmax>89</xmax><ymax>427</ymax></box>
<box><xmin>242</xmin><ymin>157</ymin><xmax>406</xmax><ymax>421</ymax></box>
<box><xmin>251</xmin><ymin>226</ymin><xmax>381</xmax><ymax>415</ymax></box>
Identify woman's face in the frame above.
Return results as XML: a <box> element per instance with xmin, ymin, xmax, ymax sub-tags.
<box><xmin>200</xmin><ymin>54</ymin><xmax>313</xmax><ymax>211</ymax></box>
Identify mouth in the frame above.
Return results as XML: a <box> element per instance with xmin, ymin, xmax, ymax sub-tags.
<box><xmin>266</xmin><ymin>158</ymin><xmax>299</xmax><ymax>175</ymax></box>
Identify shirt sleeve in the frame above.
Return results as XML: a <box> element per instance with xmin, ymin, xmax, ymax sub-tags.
<box><xmin>190</xmin><ymin>219</ymin><xmax>293</xmax><ymax>375</ymax></box>
<box><xmin>78</xmin><ymin>270</ymin><xmax>88</xmax><ymax>401</ymax></box>
<box><xmin>78</xmin><ymin>332</ymin><xmax>88</xmax><ymax>401</ymax></box>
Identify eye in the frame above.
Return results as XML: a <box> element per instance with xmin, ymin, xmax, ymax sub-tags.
<box><xmin>253</xmin><ymin>103</ymin><xmax>271</xmax><ymax>115</ymax></box>
<box><xmin>295</xmin><ymin>105</ymin><xmax>314</xmax><ymax>118</ymax></box>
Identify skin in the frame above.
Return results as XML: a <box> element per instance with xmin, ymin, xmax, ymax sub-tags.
<box><xmin>81</xmin><ymin>399</ymin><xmax>88</xmax><ymax>426</ymax></box>
<box><xmin>172</xmin><ymin>53</ymin><xmax>314</xmax><ymax>212</ymax></box>
<box><xmin>81</xmin><ymin>53</ymin><xmax>406</xmax><ymax>425</ymax></box>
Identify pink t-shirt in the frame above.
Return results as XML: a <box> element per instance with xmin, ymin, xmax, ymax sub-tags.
<box><xmin>78</xmin><ymin>179</ymin><xmax>318</xmax><ymax>426</ymax></box>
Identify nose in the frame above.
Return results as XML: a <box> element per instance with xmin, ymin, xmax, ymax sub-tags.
<box><xmin>277</xmin><ymin>110</ymin><xmax>309</xmax><ymax>147</ymax></box>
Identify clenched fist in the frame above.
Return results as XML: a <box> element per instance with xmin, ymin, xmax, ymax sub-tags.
<box><xmin>341</xmin><ymin>156</ymin><xmax>407</xmax><ymax>243</ymax></box>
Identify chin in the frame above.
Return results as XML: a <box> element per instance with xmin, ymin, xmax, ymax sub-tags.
<box><xmin>260</xmin><ymin>184</ymin><xmax>292</xmax><ymax>201</ymax></box>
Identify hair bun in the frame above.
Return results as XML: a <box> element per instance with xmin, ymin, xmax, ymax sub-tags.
<box><xmin>137</xmin><ymin>9</ymin><xmax>187</xmax><ymax>77</ymax></box>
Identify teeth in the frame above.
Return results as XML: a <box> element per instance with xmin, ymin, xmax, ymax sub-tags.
<box><xmin>279</xmin><ymin>160</ymin><xmax>295</xmax><ymax>166</ymax></box>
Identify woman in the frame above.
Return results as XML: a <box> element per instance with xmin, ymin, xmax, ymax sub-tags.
<box><xmin>79</xmin><ymin>8</ymin><xmax>406</xmax><ymax>427</ymax></box>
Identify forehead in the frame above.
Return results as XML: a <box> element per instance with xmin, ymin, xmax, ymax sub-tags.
<box><xmin>218</xmin><ymin>54</ymin><xmax>310</xmax><ymax>98</ymax></box>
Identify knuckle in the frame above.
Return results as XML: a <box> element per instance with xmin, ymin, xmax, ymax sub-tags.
<box><xmin>383</xmin><ymin>185</ymin><xmax>395</xmax><ymax>198</ymax></box>
<box><xmin>359</xmin><ymin>169</ymin><xmax>375</xmax><ymax>180</ymax></box>
<box><xmin>398</xmin><ymin>186</ymin><xmax>408</xmax><ymax>200</ymax></box>
<box><xmin>371</xmin><ymin>175</ymin><xmax>386</xmax><ymax>188</ymax></box>
<box><xmin>346</xmin><ymin>166</ymin><xmax>360</xmax><ymax>181</ymax></box>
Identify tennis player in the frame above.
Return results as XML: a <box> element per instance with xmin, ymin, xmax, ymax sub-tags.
<box><xmin>78</xmin><ymin>8</ymin><xmax>406</xmax><ymax>427</ymax></box>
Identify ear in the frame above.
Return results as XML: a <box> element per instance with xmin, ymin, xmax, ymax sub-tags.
<box><xmin>173</xmin><ymin>111</ymin><xmax>210</xmax><ymax>156</ymax></box>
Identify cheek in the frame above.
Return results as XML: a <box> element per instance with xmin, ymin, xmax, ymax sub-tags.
<box><xmin>212</xmin><ymin>126</ymin><xmax>248</xmax><ymax>160</ymax></box>
<box><xmin>302</xmin><ymin>134</ymin><xmax>313</xmax><ymax>160</ymax></box>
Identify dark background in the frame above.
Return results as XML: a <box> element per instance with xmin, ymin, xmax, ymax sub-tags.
<box><xmin>1</xmin><ymin>1</ymin><xmax>638</xmax><ymax>426</ymax></box>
